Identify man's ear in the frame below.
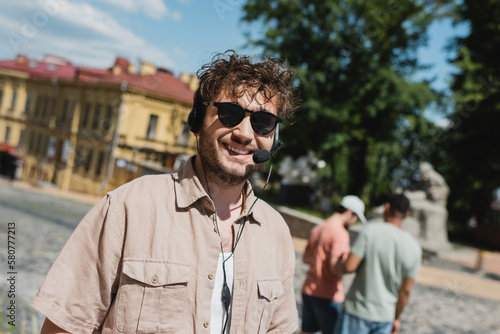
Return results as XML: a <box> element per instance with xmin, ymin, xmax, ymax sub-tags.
<box><xmin>384</xmin><ymin>202</ymin><xmax>391</xmax><ymax>213</ymax></box>
<box><xmin>404</xmin><ymin>210</ymin><xmax>411</xmax><ymax>218</ymax></box>
<box><xmin>344</xmin><ymin>210</ymin><xmax>354</xmax><ymax>219</ymax></box>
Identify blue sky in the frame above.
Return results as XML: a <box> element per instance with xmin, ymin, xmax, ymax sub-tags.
<box><xmin>0</xmin><ymin>1</ymin><xmax>467</xmax><ymax>103</ymax></box>
<box><xmin>0</xmin><ymin>0</ymin><xmax>254</xmax><ymax>75</ymax></box>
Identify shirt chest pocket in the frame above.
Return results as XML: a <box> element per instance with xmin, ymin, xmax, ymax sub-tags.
<box><xmin>115</xmin><ymin>259</ymin><xmax>190</xmax><ymax>334</ymax></box>
<box><xmin>256</xmin><ymin>278</ymin><xmax>284</xmax><ymax>333</ymax></box>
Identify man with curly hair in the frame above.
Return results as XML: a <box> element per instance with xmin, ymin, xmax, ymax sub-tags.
<box><xmin>32</xmin><ymin>51</ymin><xmax>300</xmax><ymax>334</ymax></box>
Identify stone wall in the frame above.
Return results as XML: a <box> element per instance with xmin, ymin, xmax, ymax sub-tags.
<box><xmin>273</xmin><ymin>204</ymin><xmax>323</xmax><ymax>239</ymax></box>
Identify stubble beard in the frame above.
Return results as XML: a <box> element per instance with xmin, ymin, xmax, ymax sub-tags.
<box><xmin>197</xmin><ymin>126</ymin><xmax>260</xmax><ymax>188</ymax></box>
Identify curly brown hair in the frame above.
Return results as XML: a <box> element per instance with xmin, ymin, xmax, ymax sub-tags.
<box><xmin>194</xmin><ymin>50</ymin><xmax>298</xmax><ymax>121</ymax></box>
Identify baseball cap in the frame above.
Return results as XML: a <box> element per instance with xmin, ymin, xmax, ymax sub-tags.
<box><xmin>340</xmin><ymin>195</ymin><xmax>367</xmax><ymax>224</ymax></box>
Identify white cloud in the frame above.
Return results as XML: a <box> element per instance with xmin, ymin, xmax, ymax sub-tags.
<box><xmin>141</xmin><ymin>0</ymin><xmax>168</xmax><ymax>20</ymax></box>
<box><xmin>98</xmin><ymin>0</ymin><xmax>136</xmax><ymax>12</ymax></box>
<box><xmin>0</xmin><ymin>1</ymin><xmax>175</xmax><ymax>70</ymax></box>
<box><xmin>93</xmin><ymin>0</ymin><xmax>177</xmax><ymax>20</ymax></box>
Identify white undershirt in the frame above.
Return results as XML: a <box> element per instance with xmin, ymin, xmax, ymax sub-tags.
<box><xmin>210</xmin><ymin>253</ymin><xmax>234</xmax><ymax>334</ymax></box>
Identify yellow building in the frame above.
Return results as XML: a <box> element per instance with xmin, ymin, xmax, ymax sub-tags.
<box><xmin>0</xmin><ymin>54</ymin><xmax>197</xmax><ymax>195</ymax></box>
<box><xmin>0</xmin><ymin>55</ymin><xmax>32</xmax><ymax>179</ymax></box>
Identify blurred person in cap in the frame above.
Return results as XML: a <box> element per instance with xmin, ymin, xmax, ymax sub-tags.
<box><xmin>300</xmin><ymin>195</ymin><xmax>366</xmax><ymax>334</ymax></box>
<box><xmin>339</xmin><ymin>193</ymin><xmax>421</xmax><ymax>334</ymax></box>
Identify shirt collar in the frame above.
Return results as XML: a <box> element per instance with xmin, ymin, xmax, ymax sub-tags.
<box><xmin>173</xmin><ymin>156</ymin><xmax>208</xmax><ymax>209</ymax></box>
<box><xmin>173</xmin><ymin>156</ymin><xmax>265</xmax><ymax>225</ymax></box>
<box><xmin>239</xmin><ymin>182</ymin><xmax>264</xmax><ymax>225</ymax></box>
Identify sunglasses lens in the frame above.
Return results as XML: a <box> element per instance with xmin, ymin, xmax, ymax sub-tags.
<box><xmin>251</xmin><ymin>112</ymin><xmax>276</xmax><ymax>135</ymax></box>
<box><xmin>218</xmin><ymin>104</ymin><xmax>245</xmax><ymax>127</ymax></box>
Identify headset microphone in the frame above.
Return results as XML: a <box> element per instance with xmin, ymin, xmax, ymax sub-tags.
<box><xmin>252</xmin><ymin>140</ymin><xmax>283</xmax><ymax>164</ymax></box>
<box><xmin>252</xmin><ymin>150</ymin><xmax>270</xmax><ymax>164</ymax></box>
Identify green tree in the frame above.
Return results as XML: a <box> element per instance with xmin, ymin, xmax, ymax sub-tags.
<box><xmin>243</xmin><ymin>0</ymin><xmax>443</xmax><ymax>206</ymax></box>
<box><xmin>442</xmin><ymin>0</ymin><xmax>500</xmax><ymax>222</ymax></box>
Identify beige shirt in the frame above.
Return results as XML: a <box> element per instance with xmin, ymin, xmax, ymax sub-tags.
<box><xmin>30</xmin><ymin>157</ymin><xmax>298</xmax><ymax>334</ymax></box>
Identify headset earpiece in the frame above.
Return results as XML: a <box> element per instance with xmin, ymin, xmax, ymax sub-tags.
<box><xmin>187</xmin><ymin>106</ymin><xmax>200</xmax><ymax>133</ymax></box>
<box><xmin>188</xmin><ymin>90</ymin><xmax>204</xmax><ymax>133</ymax></box>
<box><xmin>272</xmin><ymin>124</ymin><xmax>281</xmax><ymax>152</ymax></box>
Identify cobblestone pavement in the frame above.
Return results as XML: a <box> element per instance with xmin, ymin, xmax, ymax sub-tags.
<box><xmin>1</xmin><ymin>183</ymin><xmax>500</xmax><ymax>333</ymax></box>
<box><xmin>0</xmin><ymin>184</ymin><xmax>93</xmax><ymax>333</ymax></box>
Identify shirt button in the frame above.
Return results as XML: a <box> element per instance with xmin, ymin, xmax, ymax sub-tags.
<box><xmin>203</xmin><ymin>321</ymin><xmax>209</xmax><ymax>328</ymax></box>
<box><xmin>214</xmin><ymin>227</ymin><xmax>218</xmax><ymax>234</ymax></box>
<box><xmin>151</xmin><ymin>275</ymin><xmax>159</xmax><ymax>284</ymax></box>
<box><xmin>208</xmin><ymin>273</ymin><xmax>214</xmax><ymax>280</ymax></box>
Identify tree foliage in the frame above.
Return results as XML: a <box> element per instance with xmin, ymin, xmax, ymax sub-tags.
<box><xmin>440</xmin><ymin>0</ymin><xmax>500</xmax><ymax>222</ymax></box>
<box><xmin>243</xmin><ymin>0</ymin><xmax>444</xmax><ymax>207</ymax></box>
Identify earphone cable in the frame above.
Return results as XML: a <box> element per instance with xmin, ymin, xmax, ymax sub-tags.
<box><xmin>224</xmin><ymin>156</ymin><xmax>274</xmax><ymax>263</ymax></box>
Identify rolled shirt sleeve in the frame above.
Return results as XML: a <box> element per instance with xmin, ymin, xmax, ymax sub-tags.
<box><xmin>30</xmin><ymin>194</ymin><xmax>124</xmax><ymax>333</ymax></box>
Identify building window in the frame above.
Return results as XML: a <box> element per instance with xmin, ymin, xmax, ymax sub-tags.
<box><xmin>18</xmin><ymin>129</ymin><xmax>25</xmax><ymax>148</ymax></box>
<box><xmin>103</xmin><ymin>105</ymin><xmax>113</xmax><ymax>131</ymax></box>
<box><xmin>34</xmin><ymin>96</ymin><xmax>42</xmax><ymax>118</ymax></box>
<box><xmin>9</xmin><ymin>89</ymin><xmax>17</xmax><ymax>111</ymax></box>
<box><xmin>4</xmin><ymin>126</ymin><xmax>11</xmax><ymax>143</ymax></box>
<box><xmin>46</xmin><ymin>136</ymin><xmax>57</xmax><ymax>158</ymax></box>
<box><xmin>92</xmin><ymin>103</ymin><xmax>102</xmax><ymax>129</ymax></box>
<box><xmin>61</xmin><ymin>99</ymin><xmax>69</xmax><ymax>123</ymax></box>
<box><xmin>61</xmin><ymin>139</ymin><xmax>71</xmax><ymax>163</ymax></box>
<box><xmin>50</xmin><ymin>97</ymin><xmax>57</xmax><ymax>117</ymax></box>
<box><xmin>24</xmin><ymin>94</ymin><xmax>31</xmax><ymax>114</ymax></box>
<box><xmin>36</xmin><ymin>133</ymin><xmax>43</xmax><ymax>154</ymax></box>
<box><xmin>28</xmin><ymin>131</ymin><xmax>36</xmax><ymax>152</ymax></box>
<box><xmin>0</xmin><ymin>87</ymin><xmax>3</xmax><ymax>108</ymax></box>
<box><xmin>177</xmin><ymin>122</ymin><xmax>190</xmax><ymax>147</ymax></box>
<box><xmin>82</xmin><ymin>102</ymin><xmax>92</xmax><ymax>128</ymax></box>
<box><xmin>42</xmin><ymin>96</ymin><xmax>50</xmax><ymax>119</ymax></box>
<box><xmin>61</xmin><ymin>100</ymin><xmax>76</xmax><ymax>125</ymax></box>
<box><xmin>84</xmin><ymin>148</ymin><xmax>94</xmax><ymax>172</ymax></box>
<box><xmin>146</xmin><ymin>114</ymin><xmax>158</xmax><ymax>140</ymax></box>
<box><xmin>95</xmin><ymin>150</ymin><xmax>106</xmax><ymax>176</ymax></box>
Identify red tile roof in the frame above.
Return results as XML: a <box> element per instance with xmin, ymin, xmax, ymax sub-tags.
<box><xmin>0</xmin><ymin>55</ymin><xmax>194</xmax><ymax>104</ymax></box>
<box><xmin>0</xmin><ymin>58</ymin><xmax>76</xmax><ymax>79</ymax></box>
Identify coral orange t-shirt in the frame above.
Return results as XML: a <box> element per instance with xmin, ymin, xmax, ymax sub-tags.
<box><xmin>301</xmin><ymin>215</ymin><xmax>350</xmax><ymax>302</ymax></box>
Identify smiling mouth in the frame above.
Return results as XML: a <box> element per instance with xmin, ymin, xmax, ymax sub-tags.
<box><xmin>225</xmin><ymin>144</ymin><xmax>254</xmax><ymax>155</ymax></box>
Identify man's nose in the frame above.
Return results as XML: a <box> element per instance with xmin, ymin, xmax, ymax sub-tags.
<box><xmin>232</xmin><ymin>115</ymin><xmax>254</xmax><ymax>141</ymax></box>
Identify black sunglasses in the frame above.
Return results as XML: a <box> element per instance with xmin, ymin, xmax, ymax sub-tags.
<box><xmin>203</xmin><ymin>102</ymin><xmax>282</xmax><ymax>135</ymax></box>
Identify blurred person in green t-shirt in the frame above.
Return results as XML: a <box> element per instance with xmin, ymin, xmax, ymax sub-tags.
<box><xmin>338</xmin><ymin>194</ymin><xmax>421</xmax><ymax>334</ymax></box>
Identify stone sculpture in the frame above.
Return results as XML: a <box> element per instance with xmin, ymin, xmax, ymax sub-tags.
<box><xmin>404</xmin><ymin>162</ymin><xmax>450</xmax><ymax>251</ymax></box>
